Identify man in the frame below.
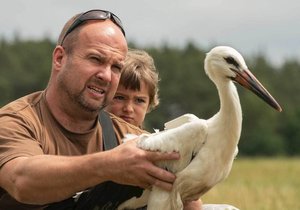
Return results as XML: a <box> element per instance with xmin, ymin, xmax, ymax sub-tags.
<box><xmin>0</xmin><ymin>9</ymin><xmax>179</xmax><ymax>209</ymax></box>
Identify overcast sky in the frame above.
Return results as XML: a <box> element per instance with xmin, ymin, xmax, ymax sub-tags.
<box><xmin>1</xmin><ymin>0</ymin><xmax>299</xmax><ymax>66</ymax></box>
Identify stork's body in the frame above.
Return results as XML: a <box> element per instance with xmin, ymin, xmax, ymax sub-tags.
<box><xmin>118</xmin><ymin>46</ymin><xmax>281</xmax><ymax>210</ymax></box>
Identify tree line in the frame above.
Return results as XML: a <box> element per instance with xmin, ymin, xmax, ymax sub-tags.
<box><xmin>0</xmin><ymin>38</ymin><xmax>299</xmax><ymax>157</ymax></box>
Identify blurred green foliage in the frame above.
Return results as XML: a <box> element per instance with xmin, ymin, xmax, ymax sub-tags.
<box><xmin>0</xmin><ymin>38</ymin><xmax>299</xmax><ymax>156</ymax></box>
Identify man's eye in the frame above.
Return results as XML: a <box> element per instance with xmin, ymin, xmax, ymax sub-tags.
<box><xmin>90</xmin><ymin>56</ymin><xmax>102</xmax><ymax>63</ymax></box>
<box><xmin>112</xmin><ymin>65</ymin><xmax>122</xmax><ymax>74</ymax></box>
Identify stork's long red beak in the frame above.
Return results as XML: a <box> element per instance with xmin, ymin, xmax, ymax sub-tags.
<box><xmin>233</xmin><ymin>69</ymin><xmax>282</xmax><ymax>112</ymax></box>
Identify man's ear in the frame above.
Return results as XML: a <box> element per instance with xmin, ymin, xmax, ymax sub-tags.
<box><xmin>52</xmin><ymin>46</ymin><xmax>65</xmax><ymax>70</ymax></box>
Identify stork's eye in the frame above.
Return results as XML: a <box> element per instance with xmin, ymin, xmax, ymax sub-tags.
<box><xmin>224</xmin><ymin>56</ymin><xmax>239</xmax><ymax>69</ymax></box>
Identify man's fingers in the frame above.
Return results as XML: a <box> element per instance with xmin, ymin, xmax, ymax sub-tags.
<box><xmin>142</xmin><ymin>173</ymin><xmax>174</xmax><ymax>191</ymax></box>
<box><xmin>143</xmin><ymin>163</ymin><xmax>177</xmax><ymax>191</ymax></box>
<box><xmin>138</xmin><ymin>150</ymin><xmax>180</xmax><ymax>191</ymax></box>
<box><xmin>147</xmin><ymin>150</ymin><xmax>180</xmax><ymax>162</ymax></box>
<box><xmin>152</xmin><ymin>178</ymin><xmax>173</xmax><ymax>191</ymax></box>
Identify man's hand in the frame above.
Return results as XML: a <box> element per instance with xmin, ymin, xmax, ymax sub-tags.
<box><xmin>106</xmin><ymin>138</ymin><xmax>180</xmax><ymax>191</ymax></box>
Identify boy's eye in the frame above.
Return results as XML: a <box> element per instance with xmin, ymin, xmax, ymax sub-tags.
<box><xmin>136</xmin><ymin>98</ymin><xmax>146</xmax><ymax>104</ymax></box>
<box><xmin>114</xmin><ymin>95</ymin><xmax>125</xmax><ymax>101</ymax></box>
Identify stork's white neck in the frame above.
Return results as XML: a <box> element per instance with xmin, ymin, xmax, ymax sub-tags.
<box><xmin>218</xmin><ymin>80</ymin><xmax>242</xmax><ymax>121</ymax></box>
<box><xmin>208</xmin><ymin>79</ymin><xmax>242</xmax><ymax>148</ymax></box>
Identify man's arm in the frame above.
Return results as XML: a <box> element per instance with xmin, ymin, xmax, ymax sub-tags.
<box><xmin>0</xmin><ymin>139</ymin><xmax>179</xmax><ymax>205</ymax></box>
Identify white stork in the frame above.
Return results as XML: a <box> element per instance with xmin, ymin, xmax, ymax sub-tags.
<box><xmin>118</xmin><ymin>46</ymin><xmax>282</xmax><ymax>210</ymax></box>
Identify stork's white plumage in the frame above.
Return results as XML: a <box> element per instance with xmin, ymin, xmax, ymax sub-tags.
<box><xmin>118</xmin><ymin>46</ymin><xmax>282</xmax><ymax>210</ymax></box>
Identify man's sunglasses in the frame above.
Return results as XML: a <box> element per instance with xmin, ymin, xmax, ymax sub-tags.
<box><xmin>60</xmin><ymin>9</ymin><xmax>125</xmax><ymax>45</ymax></box>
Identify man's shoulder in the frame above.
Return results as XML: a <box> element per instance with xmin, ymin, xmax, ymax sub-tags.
<box><xmin>0</xmin><ymin>91</ymin><xmax>45</xmax><ymax>134</ymax></box>
<box><xmin>0</xmin><ymin>91</ymin><xmax>43</xmax><ymax>114</ymax></box>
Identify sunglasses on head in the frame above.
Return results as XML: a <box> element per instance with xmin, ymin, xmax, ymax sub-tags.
<box><xmin>60</xmin><ymin>9</ymin><xmax>125</xmax><ymax>45</ymax></box>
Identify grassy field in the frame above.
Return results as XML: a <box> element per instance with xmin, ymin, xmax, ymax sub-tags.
<box><xmin>201</xmin><ymin>158</ymin><xmax>300</xmax><ymax>210</ymax></box>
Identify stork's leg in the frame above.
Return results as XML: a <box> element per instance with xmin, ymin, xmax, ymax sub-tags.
<box><xmin>146</xmin><ymin>187</ymin><xmax>171</xmax><ymax>210</ymax></box>
<box><xmin>146</xmin><ymin>186</ymin><xmax>183</xmax><ymax>210</ymax></box>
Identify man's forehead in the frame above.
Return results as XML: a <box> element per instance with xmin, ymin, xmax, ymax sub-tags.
<box><xmin>79</xmin><ymin>22</ymin><xmax>127</xmax><ymax>57</ymax></box>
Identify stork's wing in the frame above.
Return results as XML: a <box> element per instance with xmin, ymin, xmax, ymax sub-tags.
<box><xmin>138</xmin><ymin>119</ymin><xmax>208</xmax><ymax>173</ymax></box>
<box><xmin>164</xmin><ymin>113</ymin><xmax>200</xmax><ymax>130</ymax></box>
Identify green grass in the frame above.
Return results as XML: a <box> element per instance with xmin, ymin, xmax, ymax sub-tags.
<box><xmin>201</xmin><ymin>158</ymin><xmax>300</xmax><ymax>210</ymax></box>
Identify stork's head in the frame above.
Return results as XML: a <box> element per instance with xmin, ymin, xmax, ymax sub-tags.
<box><xmin>205</xmin><ymin>46</ymin><xmax>282</xmax><ymax>112</ymax></box>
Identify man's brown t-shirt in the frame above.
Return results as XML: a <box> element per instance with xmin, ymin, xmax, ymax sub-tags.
<box><xmin>0</xmin><ymin>91</ymin><xmax>144</xmax><ymax>209</ymax></box>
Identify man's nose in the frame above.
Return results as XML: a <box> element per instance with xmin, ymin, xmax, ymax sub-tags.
<box><xmin>95</xmin><ymin>65</ymin><xmax>112</xmax><ymax>82</ymax></box>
